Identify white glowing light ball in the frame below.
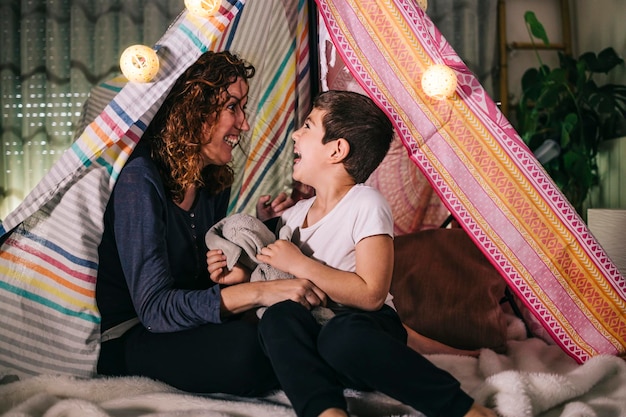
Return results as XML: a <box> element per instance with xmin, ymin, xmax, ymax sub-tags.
<box><xmin>417</xmin><ymin>0</ymin><xmax>428</xmax><ymax>11</ymax></box>
<box><xmin>119</xmin><ymin>45</ymin><xmax>160</xmax><ymax>83</ymax></box>
<box><xmin>421</xmin><ymin>64</ymin><xmax>458</xmax><ymax>100</ymax></box>
<box><xmin>185</xmin><ymin>0</ymin><xmax>221</xmax><ymax>18</ymax></box>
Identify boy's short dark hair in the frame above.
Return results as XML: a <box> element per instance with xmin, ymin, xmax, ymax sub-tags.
<box><xmin>314</xmin><ymin>90</ymin><xmax>394</xmax><ymax>184</ymax></box>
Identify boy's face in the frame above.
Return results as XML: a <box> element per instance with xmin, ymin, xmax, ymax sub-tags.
<box><xmin>291</xmin><ymin>107</ymin><xmax>328</xmax><ymax>184</ymax></box>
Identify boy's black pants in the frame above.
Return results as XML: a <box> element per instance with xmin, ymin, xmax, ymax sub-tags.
<box><xmin>258</xmin><ymin>300</ymin><xmax>474</xmax><ymax>417</ymax></box>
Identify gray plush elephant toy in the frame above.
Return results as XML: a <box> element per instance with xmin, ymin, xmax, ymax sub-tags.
<box><xmin>205</xmin><ymin>213</ymin><xmax>334</xmax><ymax>324</ymax></box>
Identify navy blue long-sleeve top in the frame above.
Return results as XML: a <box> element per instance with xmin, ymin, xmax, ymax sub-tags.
<box><xmin>96</xmin><ymin>143</ymin><xmax>229</xmax><ymax>333</ymax></box>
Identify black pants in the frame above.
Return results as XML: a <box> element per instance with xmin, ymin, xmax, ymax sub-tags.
<box><xmin>258</xmin><ymin>301</ymin><xmax>474</xmax><ymax>417</ymax></box>
<box><xmin>98</xmin><ymin>317</ymin><xmax>279</xmax><ymax>397</ymax></box>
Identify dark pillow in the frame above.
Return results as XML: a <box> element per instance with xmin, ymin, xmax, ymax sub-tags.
<box><xmin>390</xmin><ymin>228</ymin><xmax>508</xmax><ymax>352</ymax></box>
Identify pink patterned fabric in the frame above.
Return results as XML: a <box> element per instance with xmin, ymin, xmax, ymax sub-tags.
<box><xmin>315</xmin><ymin>0</ymin><xmax>626</xmax><ymax>363</ymax></box>
<box><xmin>317</xmin><ymin>19</ymin><xmax>449</xmax><ymax>234</ymax></box>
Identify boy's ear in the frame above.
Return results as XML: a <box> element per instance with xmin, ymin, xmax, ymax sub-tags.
<box><xmin>330</xmin><ymin>138</ymin><xmax>350</xmax><ymax>163</ymax></box>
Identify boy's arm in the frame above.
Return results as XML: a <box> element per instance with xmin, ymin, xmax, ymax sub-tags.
<box><xmin>257</xmin><ymin>234</ymin><xmax>393</xmax><ymax>311</ymax></box>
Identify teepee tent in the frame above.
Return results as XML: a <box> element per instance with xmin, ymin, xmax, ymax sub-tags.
<box><xmin>316</xmin><ymin>0</ymin><xmax>626</xmax><ymax>365</ymax></box>
<box><xmin>0</xmin><ymin>0</ymin><xmax>624</xmax><ymax>379</ymax></box>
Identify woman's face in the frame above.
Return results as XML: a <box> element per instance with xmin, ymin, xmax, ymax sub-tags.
<box><xmin>200</xmin><ymin>77</ymin><xmax>250</xmax><ymax>167</ymax></box>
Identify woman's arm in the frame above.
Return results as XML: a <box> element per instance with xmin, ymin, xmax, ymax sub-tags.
<box><xmin>218</xmin><ymin>278</ymin><xmax>327</xmax><ymax>316</ymax></box>
<box><xmin>109</xmin><ymin>164</ymin><xmax>224</xmax><ymax>332</ymax></box>
<box><xmin>207</xmin><ymin>244</ymin><xmax>327</xmax><ymax>316</ymax></box>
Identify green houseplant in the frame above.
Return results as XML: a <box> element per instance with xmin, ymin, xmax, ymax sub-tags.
<box><xmin>515</xmin><ymin>11</ymin><xmax>626</xmax><ymax>217</ymax></box>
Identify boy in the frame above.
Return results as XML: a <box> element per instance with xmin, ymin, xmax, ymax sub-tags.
<box><xmin>256</xmin><ymin>91</ymin><xmax>496</xmax><ymax>417</ymax></box>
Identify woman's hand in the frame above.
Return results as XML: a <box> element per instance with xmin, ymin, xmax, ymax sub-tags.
<box><xmin>258</xmin><ymin>278</ymin><xmax>327</xmax><ymax>311</ymax></box>
<box><xmin>207</xmin><ymin>249</ymin><xmax>250</xmax><ymax>285</ymax></box>
<box><xmin>256</xmin><ymin>192</ymin><xmax>295</xmax><ymax>221</ymax></box>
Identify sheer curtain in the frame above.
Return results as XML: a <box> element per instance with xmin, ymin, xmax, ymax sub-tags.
<box><xmin>0</xmin><ymin>0</ymin><xmax>182</xmax><ymax>219</ymax></box>
<box><xmin>428</xmin><ymin>0</ymin><xmax>499</xmax><ymax>98</ymax></box>
<box><xmin>0</xmin><ymin>0</ymin><xmax>500</xmax><ymax>220</ymax></box>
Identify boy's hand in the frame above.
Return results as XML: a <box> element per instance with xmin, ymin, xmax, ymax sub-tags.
<box><xmin>256</xmin><ymin>239</ymin><xmax>304</xmax><ymax>276</ymax></box>
<box><xmin>256</xmin><ymin>192</ymin><xmax>295</xmax><ymax>221</ymax></box>
<box><xmin>207</xmin><ymin>249</ymin><xmax>250</xmax><ymax>285</ymax></box>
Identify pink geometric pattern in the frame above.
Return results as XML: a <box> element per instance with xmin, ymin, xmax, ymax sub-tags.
<box><xmin>316</xmin><ymin>0</ymin><xmax>625</xmax><ymax>363</ymax></box>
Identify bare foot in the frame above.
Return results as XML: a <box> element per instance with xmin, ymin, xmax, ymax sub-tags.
<box><xmin>318</xmin><ymin>408</ymin><xmax>348</xmax><ymax>417</ymax></box>
<box><xmin>463</xmin><ymin>403</ymin><xmax>498</xmax><ymax>417</ymax></box>
<box><xmin>404</xmin><ymin>324</ymin><xmax>481</xmax><ymax>357</ymax></box>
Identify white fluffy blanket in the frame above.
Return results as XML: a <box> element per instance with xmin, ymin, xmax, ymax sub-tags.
<box><xmin>1</xmin><ymin>318</ymin><xmax>625</xmax><ymax>417</ymax></box>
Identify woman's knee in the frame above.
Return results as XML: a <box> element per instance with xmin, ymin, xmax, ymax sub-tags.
<box><xmin>194</xmin><ymin>321</ymin><xmax>279</xmax><ymax>395</ymax></box>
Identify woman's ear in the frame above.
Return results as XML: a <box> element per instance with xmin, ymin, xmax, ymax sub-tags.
<box><xmin>330</xmin><ymin>138</ymin><xmax>350</xmax><ymax>163</ymax></box>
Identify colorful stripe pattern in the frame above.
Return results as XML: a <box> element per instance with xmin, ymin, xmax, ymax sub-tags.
<box><xmin>72</xmin><ymin>0</ymin><xmax>312</xmax><ymax>218</ymax></box>
<box><xmin>225</xmin><ymin>0</ymin><xmax>312</xmax><ymax>215</ymax></box>
<box><xmin>0</xmin><ymin>3</ymin><xmax>245</xmax><ymax>378</ymax></box>
<box><xmin>316</xmin><ymin>0</ymin><xmax>625</xmax><ymax>363</ymax></box>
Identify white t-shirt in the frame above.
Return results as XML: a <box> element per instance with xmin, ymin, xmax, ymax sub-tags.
<box><xmin>277</xmin><ymin>184</ymin><xmax>395</xmax><ymax>309</ymax></box>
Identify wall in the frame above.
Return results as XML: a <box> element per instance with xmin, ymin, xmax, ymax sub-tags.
<box><xmin>573</xmin><ymin>0</ymin><xmax>626</xmax><ymax>86</ymax></box>
<box><xmin>504</xmin><ymin>0</ymin><xmax>626</xmax><ymax>101</ymax></box>
<box><xmin>503</xmin><ymin>0</ymin><xmax>565</xmax><ymax>105</ymax></box>
<box><xmin>590</xmin><ymin>136</ymin><xmax>626</xmax><ymax>209</ymax></box>
<box><xmin>504</xmin><ymin>0</ymin><xmax>626</xmax><ymax>210</ymax></box>
<box><xmin>574</xmin><ymin>0</ymin><xmax>626</xmax><ymax>209</ymax></box>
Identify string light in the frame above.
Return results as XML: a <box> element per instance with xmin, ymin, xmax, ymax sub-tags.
<box><xmin>421</xmin><ymin>64</ymin><xmax>458</xmax><ymax>100</ymax></box>
<box><xmin>184</xmin><ymin>0</ymin><xmax>221</xmax><ymax>18</ymax></box>
<box><xmin>119</xmin><ymin>45</ymin><xmax>160</xmax><ymax>83</ymax></box>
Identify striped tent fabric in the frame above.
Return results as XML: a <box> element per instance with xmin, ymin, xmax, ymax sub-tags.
<box><xmin>73</xmin><ymin>0</ymin><xmax>312</xmax><ymax>217</ymax></box>
<box><xmin>219</xmin><ymin>0</ymin><xmax>312</xmax><ymax>215</ymax></box>
<box><xmin>316</xmin><ymin>0</ymin><xmax>625</xmax><ymax>363</ymax></box>
<box><xmin>0</xmin><ymin>2</ymin><xmax>246</xmax><ymax>378</ymax></box>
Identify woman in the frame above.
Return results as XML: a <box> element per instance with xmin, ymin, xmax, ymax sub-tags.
<box><xmin>96</xmin><ymin>50</ymin><xmax>326</xmax><ymax>396</ymax></box>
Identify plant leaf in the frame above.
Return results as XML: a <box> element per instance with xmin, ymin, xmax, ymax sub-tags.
<box><xmin>564</xmin><ymin>113</ymin><xmax>578</xmax><ymax>127</ymax></box>
<box><xmin>546</xmin><ymin>67</ymin><xmax>567</xmax><ymax>84</ymax></box>
<box><xmin>524</xmin><ymin>11</ymin><xmax>550</xmax><ymax>45</ymax></box>
<box><xmin>592</xmin><ymin>48</ymin><xmax>624</xmax><ymax>73</ymax></box>
<box><xmin>521</xmin><ymin>68</ymin><xmax>543</xmax><ymax>93</ymax></box>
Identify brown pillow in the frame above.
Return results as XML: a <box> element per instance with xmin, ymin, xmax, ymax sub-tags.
<box><xmin>390</xmin><ymin>228</ymin><xmax>508</xmax><ymax>353</ymax></box>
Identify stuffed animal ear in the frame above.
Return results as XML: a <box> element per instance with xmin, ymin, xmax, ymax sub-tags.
<box><xmin>222</xmin><ymin>214</ymin><xmax>275</xmax><ymax>269</ymax></box>
<box><xmin>278</xmin><ymin>225</ymin><xmax>292</xmax><ymax>241</ymax></box>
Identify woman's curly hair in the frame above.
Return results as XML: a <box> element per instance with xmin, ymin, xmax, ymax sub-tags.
<box><xmin>144</xmin><ymin>51</ymin><xmax>255</xmax><ymax>202</ymax></box>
